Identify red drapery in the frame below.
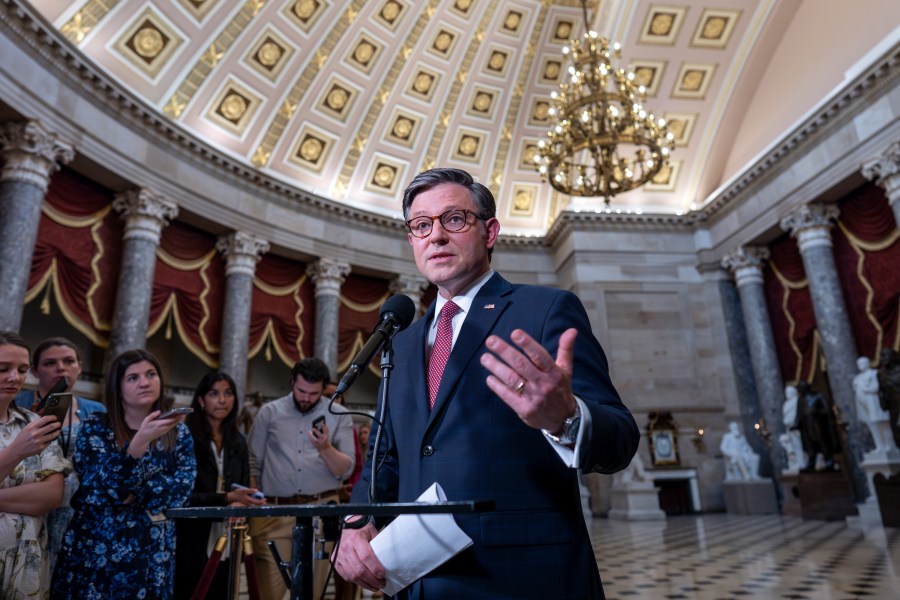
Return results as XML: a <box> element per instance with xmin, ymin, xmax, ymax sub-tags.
<box><xmin>149</xmin><ymin>221</ymin><xmax>226</xmax><ymax>366</ymax></box>
<box><xmin>764</xmin><ymin>234</ymin><xmax>819</xmax><ymax>384</ymax></box>
<box><xmin>337</xmin><ymin>273</ymin><xmax>390</xmax><ymax>376</ymax></box>
<box><xmin>764</xmin><ymin>183</ymin><xmax>900</xmax><ymax>380</ymax></box>
<box><xmin>26</xmin><ymin>167</ymin><xmax>122</xmax><ymax>346</ymax></box>
<box><xmin>832</xmin><ymin>184</ymin><xmax>900</xmax><ymax>362</ymax></box>
<box><xmin>249</xmin><ymin>254</ymin><xmax>315</xmax><ymax>366</ymax></box>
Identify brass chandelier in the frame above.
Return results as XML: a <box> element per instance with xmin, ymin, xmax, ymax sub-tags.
<box><xmin>535</xmin><ymin>2</ymin><xmax>674</xmax><ymax>204</ymax></box>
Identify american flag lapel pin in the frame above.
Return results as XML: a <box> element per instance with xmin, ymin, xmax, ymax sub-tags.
<box><xmin>483</xmin><ymin>303</ymin><xmax>495</xmax><ymax>309</ymax></box>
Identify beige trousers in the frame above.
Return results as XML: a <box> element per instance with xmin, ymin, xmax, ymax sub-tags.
<box><xmin>249</xmin><ymin>494</ymin><xmax>338</xmax><ymax>600</ymax></box>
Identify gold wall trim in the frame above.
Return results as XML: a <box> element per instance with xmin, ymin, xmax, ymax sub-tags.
<box><xmin>837</xmin><ymin>221</ymin><xmax>897</xmax><ymax>357</ymax></box>
<box><xmin>339</xmin><ymin>291</ymin><xmax>389</xmax><ymax>313</ymax></box>
<box><xmin>252</xmin><ymin>273</ymin><xmax>308</xmax><ymax>296</ymax></box>
<box><xmin>156</xmin><ymin>246</ymin><xmax>216</xmax><ymax>271</ymax></box>
<box><xmin>25</xmin><ymin>258</ymin><xmax>109</xmax><ymax>347</ymax></box>
<box><xmin>770</xmin><ymin>261</ymin><xmax>806</xmax><ymax>383</ymax></box>
<box><xmin>42</xmin><ymin>203</ymin><xmax>111</xmax><ymax>227</ymax></box>
<box><xmin>146</xmin><ymin>293</ymin><xmax>218</xmax><ymax>367</ymax></box>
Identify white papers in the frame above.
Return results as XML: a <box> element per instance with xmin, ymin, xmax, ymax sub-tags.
<box><xmin>369</xmin><ymin>482</ymin><xmax>473</xmax><ymax>597</ymax></box>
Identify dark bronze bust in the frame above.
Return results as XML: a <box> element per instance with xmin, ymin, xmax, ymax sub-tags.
<box><xmin>793</xmin><ymin>381</ymin><xmax>841</xmax><ymax>472</ymax></box>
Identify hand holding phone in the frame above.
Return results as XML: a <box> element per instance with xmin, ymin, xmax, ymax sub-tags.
<box><xmin>40</xmin><ymin>393</ymin><xmax>73</xmax><ymax>423</ymax></box>
<box><xmin>35</xmin><ymin>376</ymin><xmax>69</xmax><ymax>413</ymax></box>
<box><xmin>312</xmin><ymin>415</ymin><xmax>326</xmax><ymax>434</ymax></box>
<box><xmin>155</xmin><ymin>407</ymin><xmax>193</xmax><ymax>420</ymax></box>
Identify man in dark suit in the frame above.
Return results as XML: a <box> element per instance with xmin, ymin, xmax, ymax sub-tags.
<box><xmin>334</xmin><ymin>168</ymin><xmax>639</xmax><ymax>599</ymax></box>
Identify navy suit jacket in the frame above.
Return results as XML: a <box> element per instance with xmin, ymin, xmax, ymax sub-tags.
<box><xmin>352</xmin><ymin>273</ymin><xmax>639</xmax><ymax>599</ymax></box>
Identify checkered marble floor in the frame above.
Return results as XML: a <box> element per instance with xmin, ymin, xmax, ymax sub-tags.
<box><xmin>591</xmin><ymin>514</ymin><xmax>900</xmax><ymax>600</ymax></box>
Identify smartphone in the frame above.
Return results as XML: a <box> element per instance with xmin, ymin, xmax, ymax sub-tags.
<box><xmin>41</xmin><ymin>393</ymin><xmax>72</xmax><ymax>423</ymax></box>
<box><xmin>312</xmin><ymin>415</ymin><xmax>326</xmax><ymax>433</ymax></box>
<box><xmin>231</xmin><ymin>483</ymin><xmax>266</xmax><ymax>500</ymax></box>
<box><xmin>156</xmin><ymin>407</ymin><xmax>193</xmax><ymax>420</ymax></box>
<box><xmin>35</xmin><ymin>376</ymin><xmax>69</xmax><ymax>413</ymax></box>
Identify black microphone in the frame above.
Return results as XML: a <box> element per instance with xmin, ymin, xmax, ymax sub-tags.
<box><xmin>334</xmin><ymin>294</ymin><xmax>416</xmax><ymax>396</ymax></box>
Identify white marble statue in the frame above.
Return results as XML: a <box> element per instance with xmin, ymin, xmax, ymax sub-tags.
<box><xmin>780</xmin><ymin>385</ymin><xmax>806</xmax><ymax>472</ymax></box>
<box><xmin>720</xmin><ymin>421</ymin><xmax>761</xmax><ymax>481</ymax></box>
<box><xmin>854</xmin><ymin>356</ymin><xmax>897</xmax><ymax>455</ymax></box>
<box><xmin>613</xmin><ymin>453</ymin><xmax>650</xmax><ymax>486</ymax></box>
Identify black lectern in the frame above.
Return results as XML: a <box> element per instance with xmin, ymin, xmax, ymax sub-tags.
<box><xmin>168</xmin><ymin>500</ymin><xmax>492</xmax><ymax>600</ymax></box>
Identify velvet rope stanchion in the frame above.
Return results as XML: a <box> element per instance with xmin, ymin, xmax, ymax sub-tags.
<box><xmin>242</xmin><ymin>528</ymin><xmax>262</xmax><ymax>600</ymax></box>
<box><xmin>190</xmin><ymin>533</ymin><xmax>227</xmax><ymax>600</ymax></box>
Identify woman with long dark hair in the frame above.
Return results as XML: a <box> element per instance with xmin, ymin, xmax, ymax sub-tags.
<box><xmin>174</xmin><ymin>371</ymin><xmax>264</xmax><ymax>599</ymax></box>
<box><xmin>0</xmin><ymin>331</ymin><xmax>67</xmax><ymax>598</ymax></box>
<box><xmin>51</xmin><ymin>349</ymin><xmax>195</xmax><ymax>599</ymax></box>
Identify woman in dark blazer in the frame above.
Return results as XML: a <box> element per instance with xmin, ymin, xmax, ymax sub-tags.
<box><xmin>174</xmin><ymin>372</ymin><xmax>265</xmax><ymax>600</ymax></box>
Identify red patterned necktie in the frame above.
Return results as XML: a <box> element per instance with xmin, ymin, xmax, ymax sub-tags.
<box><xmin>428</xmin><ymin>300</ymin><xmax>461</xmax><ymax>409</ymax></box>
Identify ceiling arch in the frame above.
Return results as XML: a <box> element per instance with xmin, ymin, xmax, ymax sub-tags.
<box><xmin>27</xmin><ymin>0</ymin><xmax>900</xmax><ymax>234</ymax></box>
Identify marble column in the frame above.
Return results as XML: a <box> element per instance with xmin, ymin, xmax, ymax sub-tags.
<box><xmin>0</xmin><ymin>121</ymin><xmax>74</xmax><ymax>330</ymax></box>
<box><xmin>389</xmin><ymin>273</ymin><xmax>429</xmax><ymax>318</ymax></box>
<box><xmin>306</xmin><ymin>258</ymin><xmax>351</xmax><ymax>379</ymax></box>
<box><xmin>216</xmin><ymin>232</ymin><xmax>269</xmax><ymax>406</ymax></box>
<box><xmin>862</xmin><ymin>140</ymin><xmax>900</xmax><ymax>228</ymax></box>
<box><xmin>781</xmin><ymin>204</ymin><xmax>868</xmax><ymax>501</ymax></box>
<box><xmin>712</xmin><ymin>267</ymin><xmax>773</xmax><ymax>478</ymax></box>
<box><xmin>105</xmin><ymin>189</ymin><xmax>178</xmax><ymax>369</ymax></box>
<box><xmin>721</xmin><ymin>246</ymin><xmax>787</xmax><ymax>474</ymax></box>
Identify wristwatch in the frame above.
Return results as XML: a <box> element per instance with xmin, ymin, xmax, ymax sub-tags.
<box><xmin>342</xmin><ymin>514</ymin><xmax>373</xmax><ymax>530</ymax></box>
<box><xmin>544</xmin><ymin>405</ymin><xmax>581</xmax><ymax>446</ymax></box>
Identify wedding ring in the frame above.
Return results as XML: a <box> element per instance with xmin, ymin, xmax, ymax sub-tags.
<box><xmin>513</xmin><ymin>380</ymin><xmax>526</xmax><ymax>394</ymax></box>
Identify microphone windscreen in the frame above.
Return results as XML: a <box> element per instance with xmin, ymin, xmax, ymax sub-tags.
<box><xmin>380</xmin><ymin>294</ymin><xmax>416</xmax><ymax>331</ymax></box>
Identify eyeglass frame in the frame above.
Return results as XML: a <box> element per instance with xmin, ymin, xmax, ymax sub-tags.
<box><xmin>405</xmin><ymin>209</ymin><xmax>486</xmax><ymax>238</ymax></box>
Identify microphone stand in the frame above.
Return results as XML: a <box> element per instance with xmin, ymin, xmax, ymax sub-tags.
<box><xmin>368</xmin><ymin>337</ymin><xmax>395</xmax><ymax>502</ymax></box>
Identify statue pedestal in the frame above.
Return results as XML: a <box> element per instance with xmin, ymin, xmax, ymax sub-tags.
<box><xmin>798</xmin><ymin>471</ymin><xmax>857</xmax><ymax>521</ymax></box>
<box><xmin>608</xmin><ymin>482</ymin><xmax>666</xmax><ymax>521</ymax></box>
<box><xmin>723</xmin><ymin>479</ymin><xmax>778</xmax><ymax>515</ymax></box>
<box><xmin>850</xmin><ymin>449</ymin><xmax>900</xmax><ymax>528</ymax></box>
<box><xmin>778</xmin><ymin>471</ymin><xmax>802</xmax><ymax>517</ymax></box>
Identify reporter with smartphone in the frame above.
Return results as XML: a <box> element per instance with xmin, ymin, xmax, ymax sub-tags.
<box><xmin>14</xmin><ymin>337</ymin><xmax>106</xmax><ymax>573</ymax></box>
<box><xmin>51</xmin><ymin>349</ymin><xmax>196</xmax><ymax>600</ymax></box>
<box><xmin>247</xmin><ymin>357</ymin><xmax>356</xmax><ymax>600</ymax></box>
<box><xmin>174</xmin><ymin>371</ymin><xmax>264</xmax><ymax>600</ymax></box>
<box><xmin>0</xmin><ymin>332</ymin><xmax>68</xmax><ymax>598</ymax></box>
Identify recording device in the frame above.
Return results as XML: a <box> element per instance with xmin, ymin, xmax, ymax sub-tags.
<box><xmin>40</xmin><ymin>393</ymin><xmax>72</xmax><ymax>423</ymax></box>
<box><xmin>155</xmin><ymin>407</ymin><xmax>193</xmax><ymax>420</ymax></box>
<box><xmin>230</xmin><ymin>483</ymin><xmax>265</xmax><ymax>501</ymax></box>
<box><xmin>334</xmin><ymin>294</ymin><xmax>416</xmax><ymax>396</ymax></box>
<box><xmin>312</xmin><ymin>415</ymin><xmax>326</xmax><ymax>433</ymax></box>
<box><xmin>35</xmin><ymin>376</ymin><xmax>69</xmax><ymax>413</ymax></box>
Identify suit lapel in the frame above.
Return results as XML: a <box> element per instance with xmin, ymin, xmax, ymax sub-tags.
<box><xmin>408</xmin><ymin>304</ymin><xmax>434</xmax><ymax>425</ymax></box>
<box><xmin>427</xmin><ymin>274</ymin><xmax>513</xmax><ymax>429</ymax></box>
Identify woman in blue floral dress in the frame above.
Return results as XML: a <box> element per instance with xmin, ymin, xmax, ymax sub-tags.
<box><xmin>51</xmin><ymin>349</ymin><xmax>196</xmax><ymax>600</ymax></box>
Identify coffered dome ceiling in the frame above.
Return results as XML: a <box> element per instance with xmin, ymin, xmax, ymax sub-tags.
<box><xmin>27</xmin><ymin>0</ymin><xmax>899</xmax><ymax>235</ymax></box>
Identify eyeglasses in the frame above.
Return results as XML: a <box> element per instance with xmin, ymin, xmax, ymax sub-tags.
<box><xmin>405</xmin><ymin>209</ymin><xmax>484</xmax><ymax>238</ymax></box>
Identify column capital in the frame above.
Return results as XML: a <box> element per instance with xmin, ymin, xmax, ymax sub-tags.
<box><xmin>721</xmin><ymin>246</ymin><xmax>770</xmax><ymax>287</ymax></box>
<box><xmin>216</xmin><ymin>231</ymin><xmax>270</xmax><ymax>277</ymax></box>
<box><xmin>389</xmin><ymin>273</ymin><xmax>429</xmax><ymax>297</ymax></box>
<box><xmin>113</xmin><ymin>188</ymin><xmax>178</xmax><ymax>243</ymax></box>
<box><xmin>0</xmin><ymin>120</ymin><xmax>74</xmax><ymax>191</ymax></box>
<box><xmin>862</xmin><ymin>141</ymin><xmax>900</xmax><ymax>204</ymax></box>
<box><xmin>306</xmin><ymin>258</ymin><xmax>350</xmax><ymax>297</ymax></box>
<box><xmin>780</xmin><ymin>204</ymin><xmax>839</xmax><ymax>252</ymax></box>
